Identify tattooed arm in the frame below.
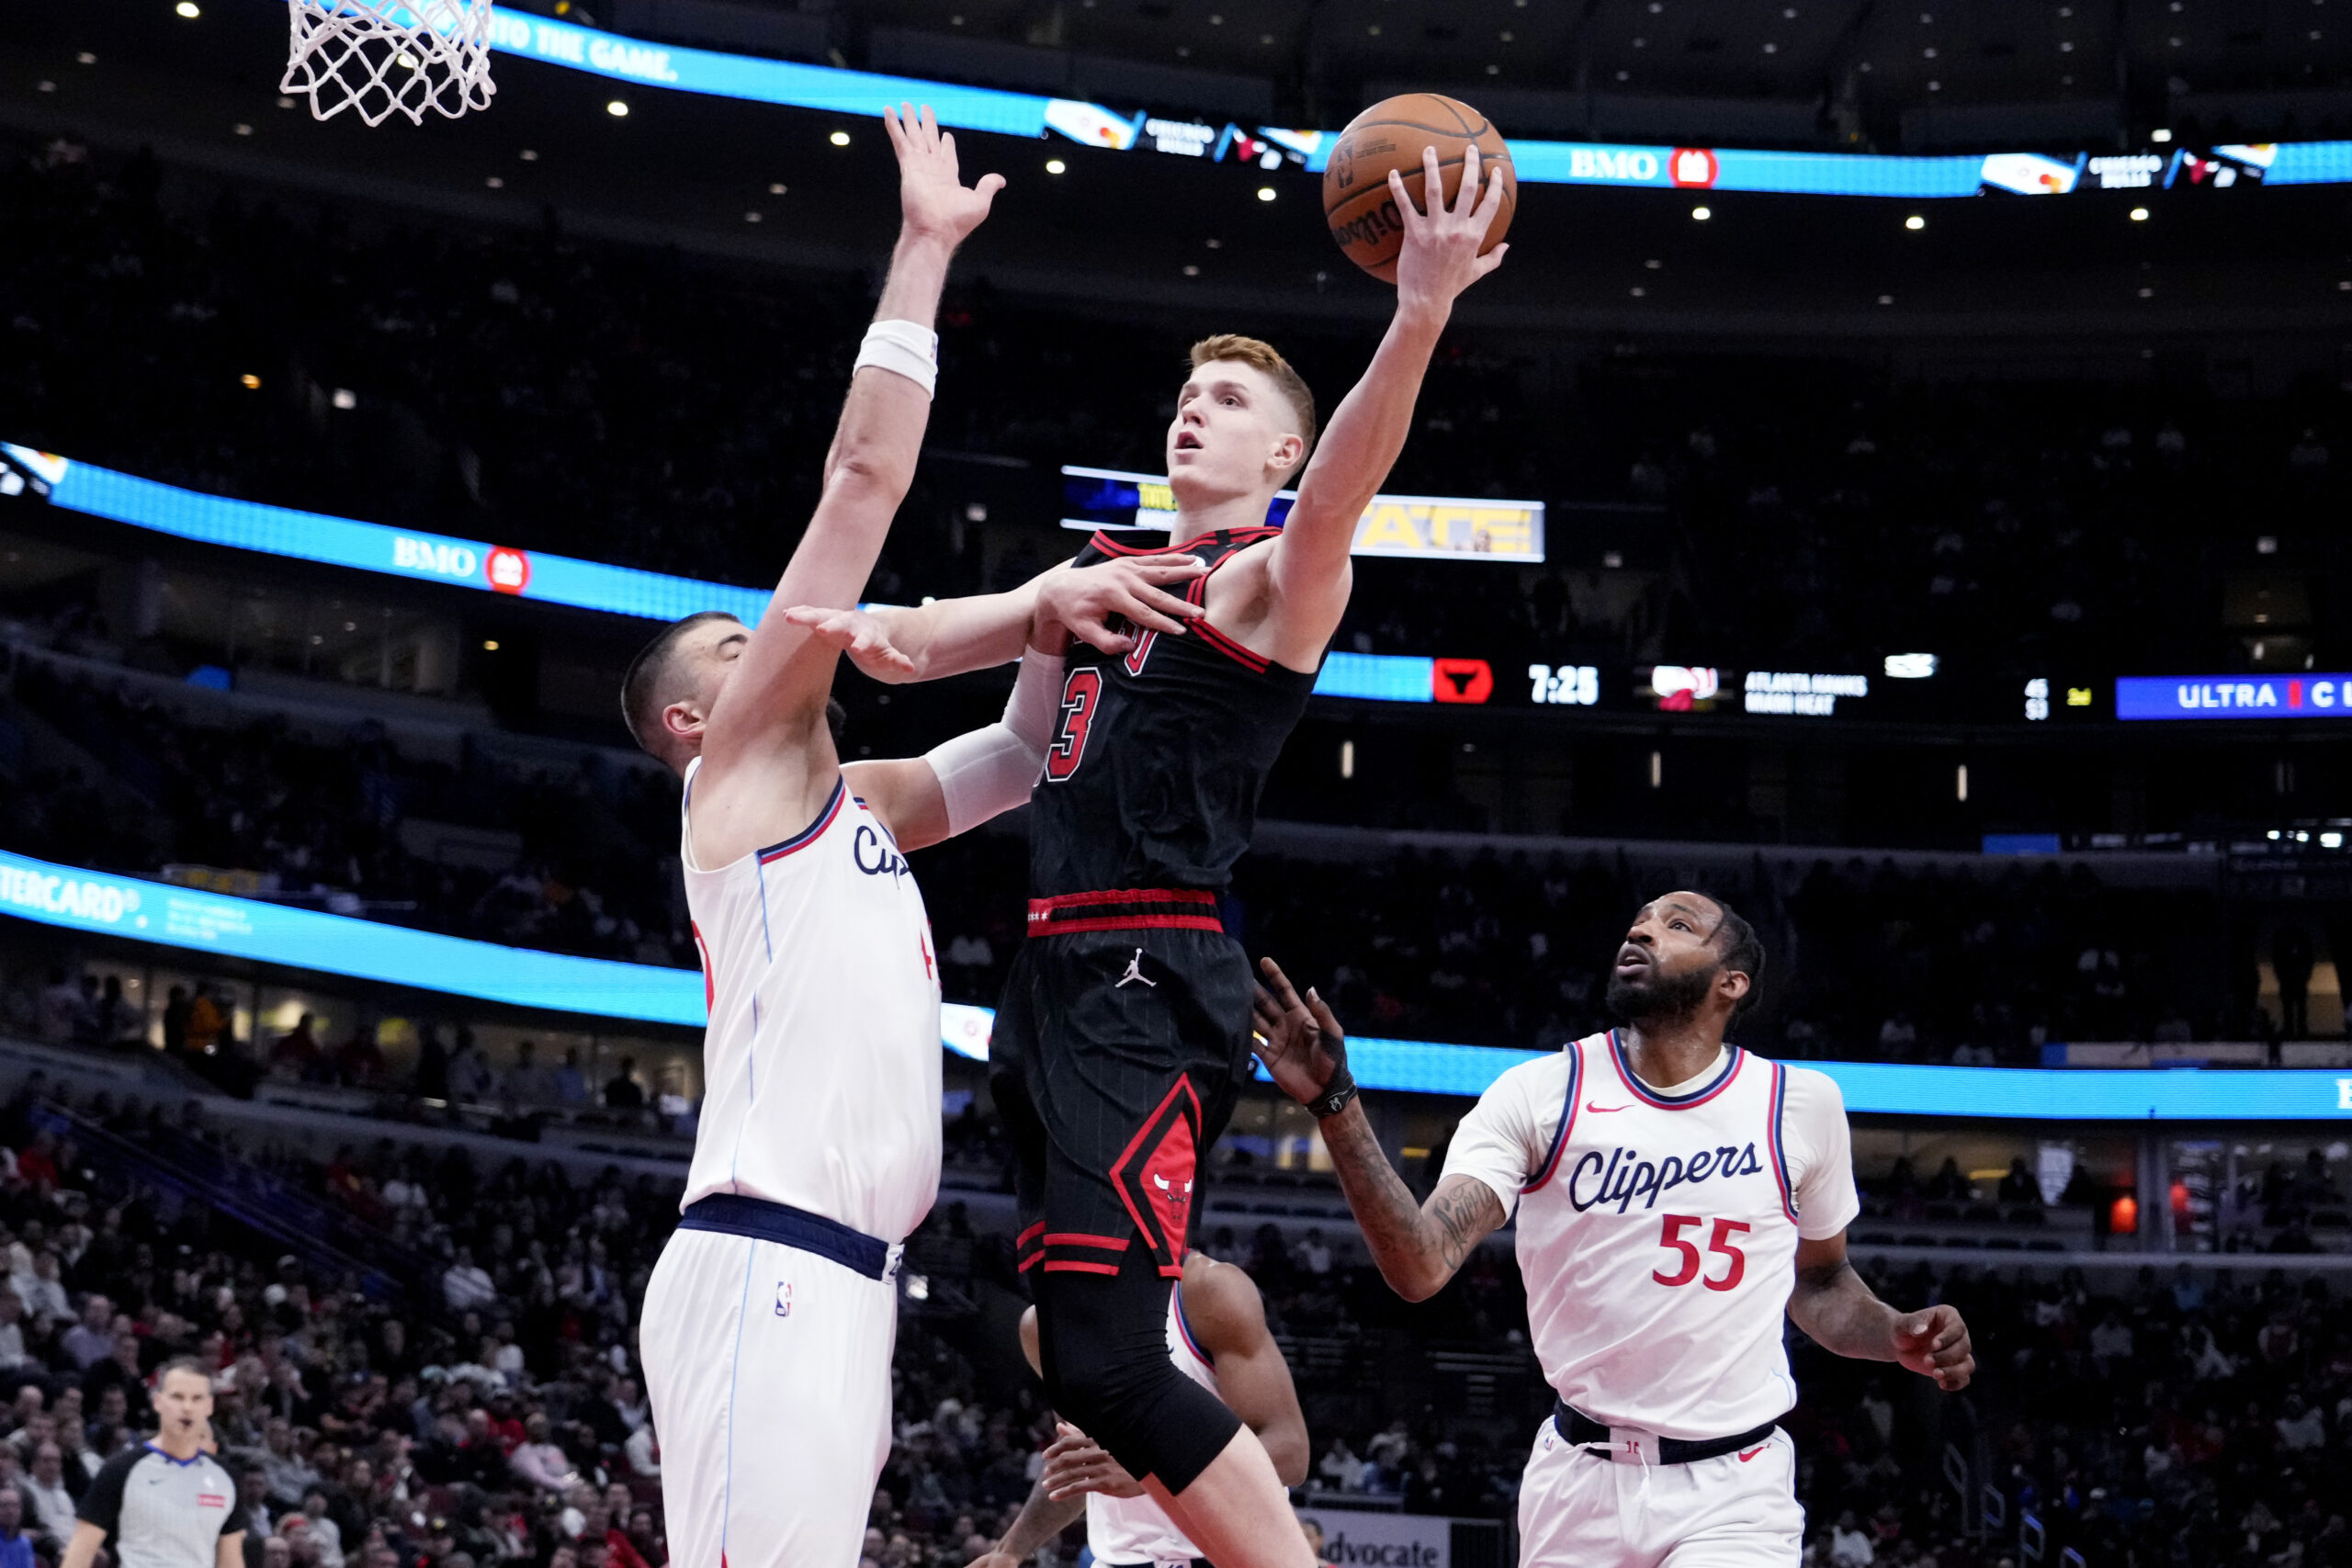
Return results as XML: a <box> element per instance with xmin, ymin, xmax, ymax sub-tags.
<box><xmin>1317</xmin><ymin>1105</ymin><xmax>1507</xmax><ymax>1302</ymax></box>
<box><xmin>1252</xmin><ymin>959</ymin><xmax>1507</xmax><ymax>1302</ymax></box>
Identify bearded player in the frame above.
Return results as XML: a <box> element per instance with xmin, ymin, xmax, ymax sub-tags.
<box><xmin>1251</xmin><ymin>895</ymin><xmax>1975</xmax><ymax>1568</ymax></box>
<box><xmin>620</xmin><ymin>109</ymin><xmax>1222</xmax><ymax>1568</ymax></box>
<box><xmin>803</xmin><ymin>144</ymin><xmax>1509</xmax><ymax>1568</ymax></box>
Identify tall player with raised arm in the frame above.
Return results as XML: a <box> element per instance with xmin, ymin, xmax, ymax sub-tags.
<box><xmin>619</xmin><ymin>109</ymin><xmax>1212</xmax><ymax>1568</ymax></box>
<box><xmin>1251</xmin><ymin>895</ymin><xmax>1976</xmax><ymax>1568</ymax></box>
<box><xmin>805</xmin><ymin>145</ymin><xmax>1511</xmax><ymax>1568</ymax></box>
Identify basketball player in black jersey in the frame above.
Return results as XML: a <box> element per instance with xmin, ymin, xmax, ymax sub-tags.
<box><xmin>798</xmin><ymin>144</ymin><xmax>1508</xmax><ymax>1568</ymax></box>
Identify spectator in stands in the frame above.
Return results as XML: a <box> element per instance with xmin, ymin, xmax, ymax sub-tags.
<box><xmin>57</xmin><ymin>1297</ymin><xmax>109</xmax><ymax>1371</ymax></box>
<box><xmin>601</xmin><ymin>1062</ymin><xmax>643</xmax><ymax>1114</ymax></box>
<box><xmin>447</xmin><ymin>1033</ymin><xmax>494</xmax><ymax>1105</ymax></box>
<box><xmin>0</xmin><ymin>1488</ymin><xmax>37</xmax><ymax>1568</ymax></box>
<box><xmin>161</xmin><ymin>989</ymin><xmax>191</xmax><ymax>1057</ymax></box>
<box><xmin>2273</xmin><ymin>926</ymin><xmax>2315</xmax><ymax>1039</ymax></box>
<box><xmin>1997</xmin><ymin>1156</ymin><xmax>2042</xmax><ymax>1206</ymax></box>
<box><xmin>332</xmin><ymin>1023</ymin><xmax>384</xmax><ymax>1088</ymax></box>
<box><xmin>26</xmin><ymin>1442</ymin><xmax>75</xmax><ymax>1543</ymax></box>
<box><xmin>441</xmin><ymin>1249</ymin><xmax>496</xmax><ymax>1314</ymax></box>
<box><xmin>510</xmin><ymin>1415</ymin><xmax>574</xmax><ymax>1493</ymax></box>
<box><xmin>500</xmin><ymin>1043</ymin><xmax>555</xmax><ymax>1108</ymax></box>
<box><xmin>551</xmin><ymin>1050</ymin><xmax>587</xmax><ymax>1108</ymax></box>
<box><xmin>268</xmin><ymin>1017</ymin><xmax>322</xmax><ymax>1080</ymax></box>
<box><xmin>185</xmin><ymin>989</ymin><xmax>226</xmax><ymax>1056</ymax></box>
<box><xmin>0</xmin><ymin>1292</ymin><xmax>25</xmax><ymax>1376</ymax></box>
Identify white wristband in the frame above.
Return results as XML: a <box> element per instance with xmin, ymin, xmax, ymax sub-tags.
<box><xmin>853</xmin><ymin>318</ymin><xmax>940</xmax><ymax>397</ymax></box>
<box><xmin>922</xmin><ymin>649</ymin><xmax>1065</xmax><ymax>838</ymax></box>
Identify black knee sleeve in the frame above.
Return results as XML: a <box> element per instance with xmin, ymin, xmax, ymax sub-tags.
<box><xmin>1034</xmin><ymin>1247</ymin><xmax>1242</xmax><ymax>1494</ymax></box>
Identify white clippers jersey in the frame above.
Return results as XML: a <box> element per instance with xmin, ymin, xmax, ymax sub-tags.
<box><xmin>679</xmin><ymin>759</ymin><xmax>943</xmax><ymax>1243</ymax></box>
<box><xmin>1087</xmin><ymin>1286</ymin><xmax>1216</xmax><ymax>1566</ymax></box>
<box><xmin>1443</xmin><ymin>1032</ymin><xmax>1860</xmax><ymax>1441</ymax></box>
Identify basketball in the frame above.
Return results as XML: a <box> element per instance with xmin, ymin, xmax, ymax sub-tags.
<box><xmin>1322</xmin><ymin>93</ymin><xmax>1516</xmax><ymax>283</ymax></box>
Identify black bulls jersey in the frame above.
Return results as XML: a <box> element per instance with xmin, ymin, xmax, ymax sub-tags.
<box><xmin>1028</xmin><ymin>528</ymin><xmax>1319</xmax><ymax>901</ymax></box>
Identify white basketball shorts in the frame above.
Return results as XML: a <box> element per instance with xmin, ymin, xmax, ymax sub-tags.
<box><xmin>641</xmin><ymin>1224</ymin><xmax>899</xmax><ymax>1568</ymax></box>
<box><xmin>1517</xmin><ymin>1416</ymin><xmax>1804</xmax><ymax>1568</ymax></box>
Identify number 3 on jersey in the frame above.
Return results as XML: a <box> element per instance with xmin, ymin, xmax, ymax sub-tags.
<box><xmin>1046</xmin><ymin>669</ymin><xmax>1103</xmax><ymax>783</ymax></box>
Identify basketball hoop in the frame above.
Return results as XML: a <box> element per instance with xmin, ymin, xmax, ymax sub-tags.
<box><xmin>281</xmin><ymin>0</ymin><xmax>496</xmax><ymax>127</ymax></box>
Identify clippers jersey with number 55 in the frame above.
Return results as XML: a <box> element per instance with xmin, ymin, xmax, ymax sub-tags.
<box><xmin>1442</xmin><ymin>1032</ymin><xmax>1862</xmax><ymax>1441</ymax></box>
<box><xmin>1029</xmin><ymin>529</ymin><xmax>1320</xmax><ymax>903</ymax></box>
<box><xmin>677</xmin><ymin>759</ymin><xmax>943</xmax><ymax>1244</ymax></box>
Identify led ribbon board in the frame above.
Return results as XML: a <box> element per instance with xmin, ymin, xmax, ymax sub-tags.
<box><xmin>474</xmin><ymin>14</ymin><xmax>2352</xmax><ymax>198</ymax></box>
<box><xmin>0</xmin><ymin>444</ymin><xmax>1481</xmax><ymax>702</ymax></box>
<box><xmin>0</xmin><ymin>844</ymin><xmax>2343</xmax><ymax>1116</ymax></box>
<box><xmin>2117</xmin><ymin>673</ymin><xmax>2352</xmax><ymax>720</ymax></box>
<box><xmin>4</xmin><ymin>444</ymin><xmax>773</xmax><ymax>626</ymax></box>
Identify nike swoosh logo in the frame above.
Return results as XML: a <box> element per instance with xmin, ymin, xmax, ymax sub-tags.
<box><xmin>1585</xmin><ymin>1102</ymin><xmax>1630</xmax><ymax>1113</ymax></box>
<box><xmin>1737</xmin><ymin>1445</ymin><xmax>1770</xmax><ymax>1462</ymax></box>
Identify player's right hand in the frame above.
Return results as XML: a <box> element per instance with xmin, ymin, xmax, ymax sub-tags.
<box><xmin>1034</xmin><ymin>554</ymin><xmax>1209</xmax><ymax>655</ymax></box>
<box><xmin>1039</xmin><ymin>1421</ymin><xmax>1146</xmax><ymax>1500</ymax></box>
<box><xmin>1390</xmin><ymin>142</ymin><xmax>1509</xmax><ymax>316</ymax></box>
<box><xmin>885</xmin><ymin>102</ymin><xmax>1004</xmax><ymax>247</ymax></box>
<box><xmin>1250</xmin><ymin>956</ymin><xmax>1350</xmax><ymax>1106</ymax></box>
<box><xmin>776</xmin><ymin>604</ymin><xmax>919</xmax><ymax>681</ymax></box>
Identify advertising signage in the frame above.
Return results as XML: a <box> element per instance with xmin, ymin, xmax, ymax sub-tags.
<box><xmin>1059</xmin><ymin>466</ymin><xmax>1544</xmax><ymax>563</ymax></box>
<box><xmin>473</xmin><ymin>13</ymin><xmax>2352</xmax><ymax>201</ymax></box>
<box><xmin>2116</xmin><ymin>674</ymin><xmax>2352</xmax><ymax>721</ymax></box>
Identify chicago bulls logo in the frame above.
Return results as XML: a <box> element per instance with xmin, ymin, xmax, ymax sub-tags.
<box><xmin>1111</xmin><ymin>1076</ymin><xmax>1204</xmax><ymax>1277</ymax></box>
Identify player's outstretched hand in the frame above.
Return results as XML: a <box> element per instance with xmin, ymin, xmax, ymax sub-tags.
<box><xmin>1250</xmin><ymin>956</ymin><xmax>1350</xmax><ymax>1107</ymax></box>
<box><xmin>1034</xmin><ymin>553</ymin><xmax>1209</xmax><ymax>655</ymax></box>
<box><xmin>1389</xmin><ymin>142</ymin><xmax>1508</xmax><ymax>317</ymax></box>
<box><xmin>1040</xmin><ymin>1422</ymin><xmax>1146</xmax><ymax>1500</ymax></box>
<box><xmin>1892</xmin><ymin>1303</ymin><xmax>1974</xmax><ymax>1392</ymax></box>
<box><xmin>885</xmin><ymin>102</ymin><xmax>1004</xmax><ymax>247</ymax></box>
<box><xmin>776</xmin><ymin>604</ymin><xmax>919</xmax><ymax>682</ymax></box>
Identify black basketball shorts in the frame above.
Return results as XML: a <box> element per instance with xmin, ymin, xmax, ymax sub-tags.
<box><xmin>989</xmin><ymin>896</ymin><xmax>1253</xmax><ymax>1281</ymax></box>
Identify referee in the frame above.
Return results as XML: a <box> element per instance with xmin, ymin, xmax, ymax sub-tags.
<box><xmin>62</xmin><ymin>1360</ymin><xmax>243</xmax><ymax>1568</ymax></box>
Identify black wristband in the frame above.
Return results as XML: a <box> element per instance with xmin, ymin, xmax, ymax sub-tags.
<box><xmin>1307</xmin><ymin>1066</ymin><xmax>1359</xmax><ymax>1121</ymax></box>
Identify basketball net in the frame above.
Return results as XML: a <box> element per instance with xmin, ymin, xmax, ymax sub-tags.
<box><xmin>281</xmin><ymin>0</ymin><xmax>496</xmax><ymax>126</ymax></box>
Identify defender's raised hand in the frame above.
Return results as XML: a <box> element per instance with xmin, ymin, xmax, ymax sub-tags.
<box><xmin>775</xmin><ymin>604</ymin><xmax>919</xmax><ymax>681</ymax></box>
<box><xmin>1033</xmin><ymin>554</ymin><xmax>1210</xmax><ymax>655</ymax></box>
<box><xmin>1250</xmin><ymin>957</ymin><xmax>1350</xmax><ymax>1108</ymax></box>
<box><xmin>1388</xmin><ymin>142</ymin><xmax>1509</xmax><ymax>316</ymax></box>
<box><xmin>884</xmin><ymin>102</ymin><xmax>1004</xmax><ymax>247</ymax></box>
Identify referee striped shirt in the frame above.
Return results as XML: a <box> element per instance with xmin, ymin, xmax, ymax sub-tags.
<box><xmin>76</xmin><ymin>1445</ymin><xmax>240</xmax><ymax>1568</ymax></box>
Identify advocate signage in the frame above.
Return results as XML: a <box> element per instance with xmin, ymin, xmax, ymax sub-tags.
<box><xmin>1295</xmin><ymin>1509</ymin><xmax>1453</xmax><ymax>1568</ymax></box>
<box><xmin>2116</xmin><ymin>673</ymin><xmax>2352</xmax><ymax>720</ymax></box>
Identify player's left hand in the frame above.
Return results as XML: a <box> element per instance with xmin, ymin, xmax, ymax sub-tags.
<box><xmin>1390</xmin><ymin>142</ymin><xmax>1508</xmax><ymax>316</ymax></box>
<box><xmin>885</xmin><ymin>102</ymin><xmax>1005</xmax><ymax>246</ymax></box>
<box><xmin>1034</xmin><ymin>554</ymin><xmax>1209</xmax><ymax>655</ymax></box>
<box><xmin>776</xmin><ymin>604</ymin><xmax>919</xmax><ymax>681</ymax></box>
<box><xmin>1040</xmin><ymin>1422</ymin><xmax>1146</xmax><ymax>1500</ymax></box>
<box><xmin>1250</xmin><ymin>956</ymin><xmax>1350</xmax><ymax>1107</ymax></box>
<box><xmin>1891</xmin><ymin>1303</ymin><xmax>1974</xmax><ymax>1392</ymax></box>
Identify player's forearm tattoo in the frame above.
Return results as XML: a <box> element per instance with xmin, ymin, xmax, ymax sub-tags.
<box><xmin>1427</xmin><ymin>1180</ymin><xmax>1498</xmax><ymax>1273</ymax></box>
<box><xmin>1320</xmin><ymin>1105</ymin><xmax>1498</xmax><ymax>1292</ymax></box>
<box><xmin>1790</xmin><ymin>1256</ymin><xmax>1900</xmax><ymax>1360</ymax></box>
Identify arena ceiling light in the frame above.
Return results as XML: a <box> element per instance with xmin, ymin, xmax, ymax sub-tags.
<box><xmin>605</xmin><ymin>98</ymin><xmax>627</xmax><ymax>116</ymax></box>
<box><xmin>2130</xmin><ymin>206</ymin><xmax>2151</xmax><ymax>220</ymax></box>
<box><xmin>1690</xmin><ymin>205</ymin><xmax>1711</xmax><ymax>220</ymax></box>
<box><xmin>1256</xmin><ymin>186</ymin><xmax>1277</xmax><ymax>200</ymax></box>
<box><xmin>829</xmin><ymin>129</ymin><xmax>850</xmax><ymax>146</ymax></box>
<box><xmin>174</xmin><ymin>2</ymin><xmax>199</xmax><ymax>17</ymax></box>
<box><xmin>1045</xmin><ymin>158</ymin><xmax>1066</xmax><ymax>175</ymax></box>
<box><xmin>1905</xmin><ymin>213</ymin><xmax>1926</xmax><ymax>230</ymax></box>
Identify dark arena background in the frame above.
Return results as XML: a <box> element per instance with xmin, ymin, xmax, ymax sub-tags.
<box><xmin>2</xmin><ymin>2</ymin><xmax>2352</xmax><ymax>1565</ymax></box>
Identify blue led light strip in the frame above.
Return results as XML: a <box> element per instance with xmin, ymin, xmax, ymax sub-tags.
<box><xmin>0</xmin><ymin>846</ymin><xmax>2344</xmax><ymax>1117</ymax></box>
<box><xmin>5</xmin><ymin>443</ymin><xmax>1449</xmax><ymax>698</ymax></box>
<box><xmin>472</xmin><ymin>14</ymin><xmax>2352</xmax><ymax>199</ymax></box>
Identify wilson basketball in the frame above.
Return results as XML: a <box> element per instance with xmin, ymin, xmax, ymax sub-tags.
<box><xmin>1322</xmin><ymin>93</ymin><xmax>1515</xmax><ymax>283</ymax></box>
